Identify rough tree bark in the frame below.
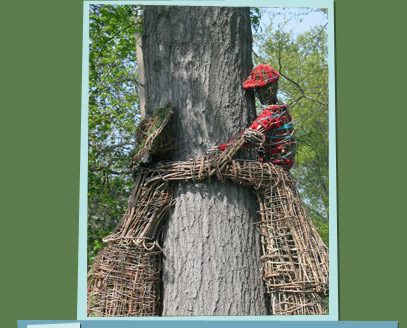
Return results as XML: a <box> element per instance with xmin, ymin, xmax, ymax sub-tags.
<box><xmin>143</xmin><ymin>6</ymin><xmax>268</xmax><ymax>316</ymax></box>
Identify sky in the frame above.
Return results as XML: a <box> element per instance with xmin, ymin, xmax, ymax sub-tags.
<box><xmin>253</xmin><ymin>7</ymin><xmax>328</xmax><ymax>61</ymax></box>
<box><xmin>257</xmin><ymin>7</ymin><xmax>328</xmax><ymax>35</ymax></box>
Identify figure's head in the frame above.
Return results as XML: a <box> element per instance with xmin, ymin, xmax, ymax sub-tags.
<box><xmin>243</xmin><ymin>64</ymin><xmax>280</xmax><ymax>105</ymax></box>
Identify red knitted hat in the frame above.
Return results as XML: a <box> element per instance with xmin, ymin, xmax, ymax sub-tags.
<box><xmin>242</xmin><ymin>64</ymin><xmax>280</xmax><ymax>90</ymax></box>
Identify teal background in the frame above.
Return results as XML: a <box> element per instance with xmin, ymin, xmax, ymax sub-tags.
<box><xmin>1</xmin><ymin>0</ymin><xmax>405</xmax><ymax>327</ymax></box>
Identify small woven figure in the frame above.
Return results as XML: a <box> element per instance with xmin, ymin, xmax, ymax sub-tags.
<box><xmin>241</xmin><ymin>64</ymin><xmax>328</xmax><ymax>314</ymax></box>
<box><xmin>213</xmin><ymin>64</ymin><xmax>328</xmax><ymax>314</ymax></box>
<box><xmin>221</xmin><ymin>64</ymin><xmax>296</xmax><ymax>170</ymax></box>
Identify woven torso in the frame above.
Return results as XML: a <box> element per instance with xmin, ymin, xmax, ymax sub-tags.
<box><xmin>249</xmin><ymin>104</ymin><xmax>296</xmax><ymax>170</ymax></box>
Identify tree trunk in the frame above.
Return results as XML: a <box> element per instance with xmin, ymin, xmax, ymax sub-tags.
<box><xmin>143</xmin><ymin>6</ymin><xmax>268</xmax><ymax>316</ymax></box>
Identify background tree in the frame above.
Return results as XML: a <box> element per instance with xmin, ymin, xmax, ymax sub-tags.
<box><xmin>142</xmin><ymin>6</ymin><xmax>268</xmax><ymax>316</ymax></box>
<box><xmin>87</xmin><ymin>4</ymin><xmax>141</xmax><ymax>264</ymax></box>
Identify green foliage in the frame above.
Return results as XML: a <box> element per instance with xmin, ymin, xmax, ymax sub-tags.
<box><xmin>133</xmin><ymin>103</ymin><xmax>171</xmax><ymax>156</ymax></box>
<box><xmin>254</xmin><ymin>9</ymin><xmax>329</xmax><ymax>244</ymax></box>
<box><xmin>250</xmin><ymin>8</ymin><xmax>263</xmax><ymax>33</ymax></box>
<box><xmin>154</xmin><ymin>103</ymin><xmax>171</xmax><ymax>122</ymax></box>
<box><xmin>88</xmin><ymin>4</ymin><xmax>141</xmax><ymax>265</ymax></box>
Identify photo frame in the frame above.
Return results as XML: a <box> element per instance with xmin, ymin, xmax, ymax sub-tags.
<box><xmin>78</xmin><ymin>0</ymin><xmax>337</xmax><ymax>322</ymax></box>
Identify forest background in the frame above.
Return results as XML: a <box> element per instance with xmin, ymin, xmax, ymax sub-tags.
<box><xmin>87</xmin><ymin>5</ymin><xmax>330</xmax><ymax>264</ymax></box>
<box><xmin>1</xmin><ymin>0</ymin><xmax>406</xmax><ymax>328</ymax></box>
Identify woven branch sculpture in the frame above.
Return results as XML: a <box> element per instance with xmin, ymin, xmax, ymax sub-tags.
<box><xmin>88</xmin><ymin>65</ymin><xmax>329</xmax><ymax>316</ymax></box>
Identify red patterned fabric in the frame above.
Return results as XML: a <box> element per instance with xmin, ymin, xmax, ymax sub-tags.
<box><xmin>219</xmin><ymin>104</ymin><xmax>295</xmax><ymax>170</ymax></box>
<box><xmin>243</xmin><ymin>64</ymin><xmax>280</xmax><ymax>90</ymax></box>
<box><xmin>220</xmin><ymin>144</ymin><xmax>228</xmax><ymax>151</ymax></box>
<box><xmin>253</xmin><ymin>105</ymin><xmax>295</xmax><ymax>170</ymax></box>
<box><xmin>249</xmin><ymin>105</ymin><xmax>287</xmax><ymax>130</ymax></box>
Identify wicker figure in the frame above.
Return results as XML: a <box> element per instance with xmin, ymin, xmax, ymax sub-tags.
<box><xmin>243</xmin><ymin>64</ymin><xmax>296</xmax><ymax>170</ymax></box>
<box><xmin>212</xmin><ymin>64</ymin><xmax>328</xmax><ymax>314</ymax></box>
<box><xmin>87</xmin><ymin>66</ymin><xmax>329</xmax><ymax>316</ymax></box>
<box><xmin>241</xmin><ymin>64</ymin><xmax>328</xmax><ymax>314</ymax></box>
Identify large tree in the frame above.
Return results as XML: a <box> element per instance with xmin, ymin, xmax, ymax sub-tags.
<box><xmin>142</xmin><ymin>6</ymin><xmax>268</xmax><ymax>315</ymax></box>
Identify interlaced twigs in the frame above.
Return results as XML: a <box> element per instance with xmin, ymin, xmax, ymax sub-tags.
<box><xmin>209</xmin><ymin>135</ymin><xmax>247</xmax><ymax>177</ymax></box>
<box><xmin>130</xmin><ymin>103</ymin><xmax>175</xmax><ymax>167</ymax></box>
<box><xmin>254</xmin><ymin>168</ymin><xmax>328</xmax><ymax>315</ymax></box>
<box><xmin>103</xmin><ymin>179</ymin><xmax>174</xmax><ymax>245</ymax></box>
<box><xmin>87</xmin><ymin>241</ymin><xmax>162</xmax><ymax>317</ymax></box>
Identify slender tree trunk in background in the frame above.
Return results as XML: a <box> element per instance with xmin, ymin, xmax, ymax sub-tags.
<box><xmin>143</xmin><ymin>6</ymin><xmax>268</xmax><ymax>316</ymax></box>
<box><xmin>135</xmin><ymin>28</ymin><xmax>145</xmax><ymax>119</ymax></box>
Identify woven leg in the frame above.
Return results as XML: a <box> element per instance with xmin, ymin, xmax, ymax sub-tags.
<box><xmin>87</xmin><ymin>242</ymin><xmax>162</xmax><ymax>317</ymax></box>
<box><xmin>256</xmin><ymin>167</ymin><xmax>328</xmax><ymax>315</ymax></box>
<box><xmin>88</xmin><ymin>170</ymin><xmax>174</xmax><ymax>317</ymax></box>
<box><xmin>104</xmin><ymin>171</ymin><xmax>174</xmax><ymax>245</ymax></box>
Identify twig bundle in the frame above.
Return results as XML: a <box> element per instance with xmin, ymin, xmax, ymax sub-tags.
<box><xmin>103</xmin><ymin>175</ymin><xmax>174</xmax><ymax>245</ymax></box>
<box><xmin>130</xmin><ymin>103</ymin><xmax>174</xmax><ymax>166</ymax></box>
